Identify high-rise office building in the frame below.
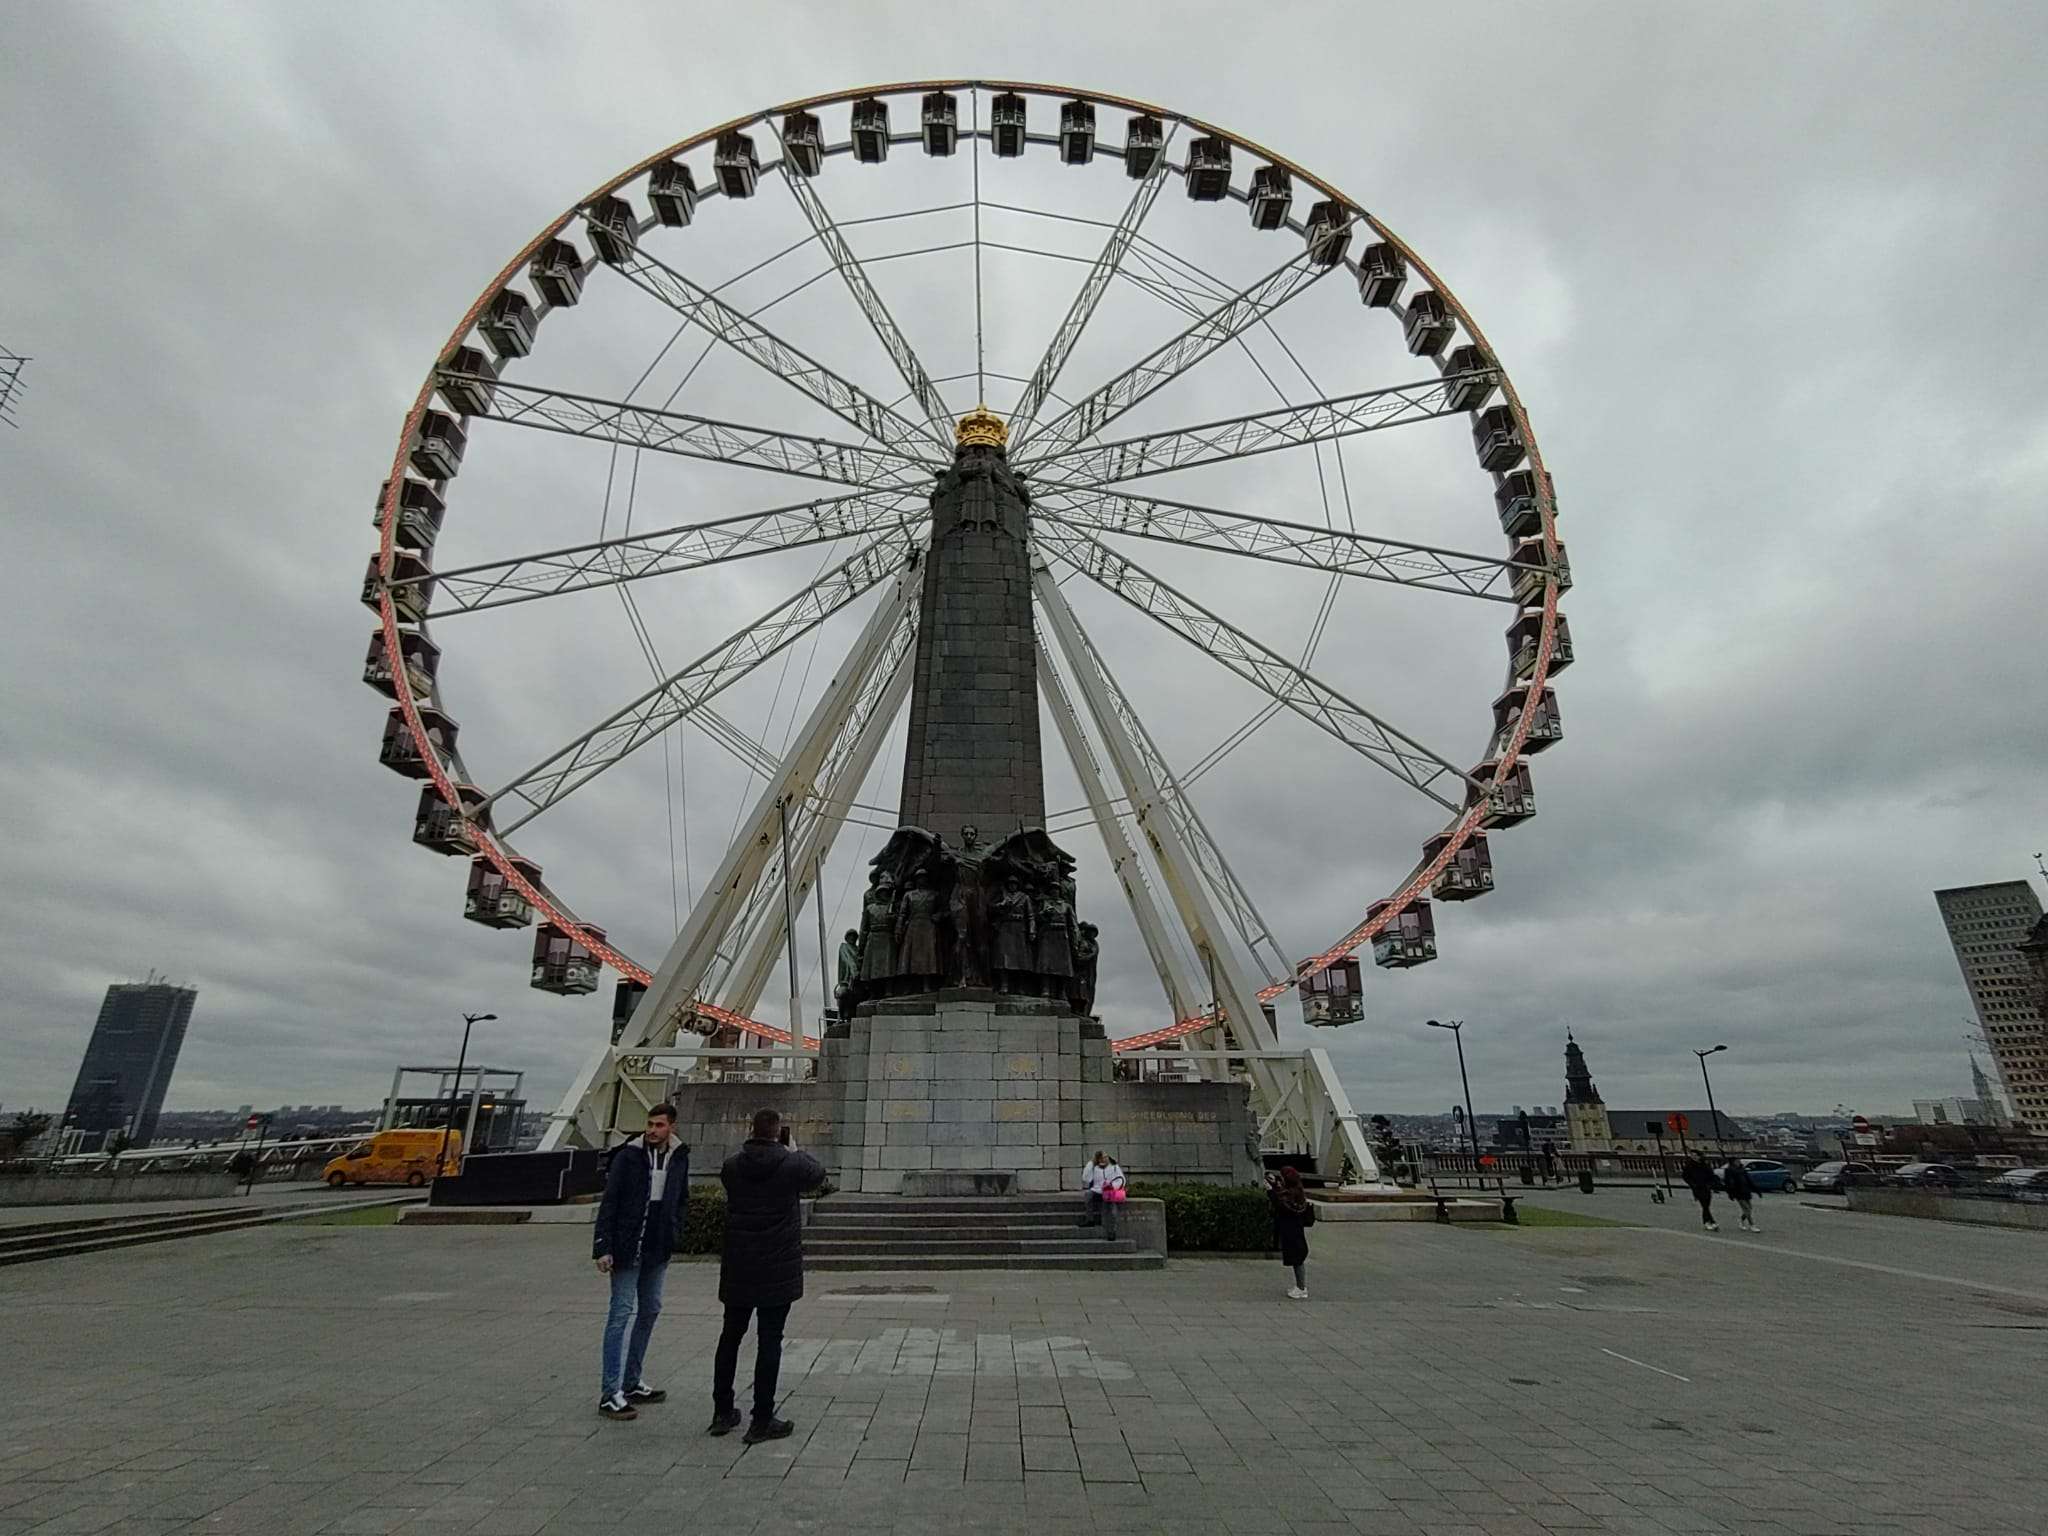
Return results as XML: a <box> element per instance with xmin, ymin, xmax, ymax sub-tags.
<box><xmin>61</xmin><ymin>979</ymin><xmax>197</xmax><ymax>1149</ymax></box>
<box><xmin>1935</xmin><ymin>882</ymin><xmax>2048</xmax><ymax>1134</ymax></box>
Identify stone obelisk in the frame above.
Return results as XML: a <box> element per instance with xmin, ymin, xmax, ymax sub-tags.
<box><xmin>659</xmin><ymin>409</ymin><xmax>1260</xmax><ymax>1197</ymax></box>
<box><xmin>896</xmin><ymin>407</ymin><xmax>1045</xmax><ymax>846</ymax></box>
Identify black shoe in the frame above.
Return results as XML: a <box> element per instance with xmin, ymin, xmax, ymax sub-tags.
<box><xmin>706</xmin><ymin>1407</ymin><xmax>743</xmax><ymax>1437</ymax></box>
<box><xmin>626</xmin><ymin>1383</ymin><xmax>667</xmax><ymax>1405</ymax></box>
<box><xmin>598</xmin><ymin>1393</ymin><xmax>638</xmax><ymax>1421</ymax></box>
<box><xmin>743</xmin><ymin>1416</ymin><xmax>794</xmax><ymax>1444</ymax></box>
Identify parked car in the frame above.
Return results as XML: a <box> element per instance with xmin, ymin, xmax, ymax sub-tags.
<box><xmin>1890</xmin><ymin>1162</ymin><xmax>1964</xmax><ymax>1189</ymax></box>
<box><xmin>322</xmin><ymin>1128</ymin><xmax>463</xmax><ymax>1188</ymax></box>
<box><xmin>1994</xmin><ymin>1167</ymin><xmax>2048</xmax><ymax>1192</ymax></box>
<box><xmin>1737</xmin><ymin>1159</ymin><xmax>1793</xmax><ymax>1193</ymax></box>
<box><xmin>1798</xmin><ymin>1160</ymin><xmax>1876</xmax><ymax>1193</ymax></box>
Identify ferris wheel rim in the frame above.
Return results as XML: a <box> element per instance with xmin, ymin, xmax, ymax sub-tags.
<box><xmin>371</xmin><ymin>78</ymin><xmax>1565</xmax><ymax>1046</ymax></box>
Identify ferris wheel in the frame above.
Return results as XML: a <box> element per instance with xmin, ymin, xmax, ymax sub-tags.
<box><xmin>363</xmin><ymin>81</ymin><xmax>1569</xmax><ymax>1154</ymax></box>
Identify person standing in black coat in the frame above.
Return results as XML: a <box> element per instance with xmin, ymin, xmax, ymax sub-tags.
<box><xmin>1679</xmin><ymin>1151</ymin><xmax>1720</xmax><ymax>1232</ymax></box>
<box><xmin>592</xmin><ymin>1105</ymin><xmax>688</xmax><ymax>1420</ymax></box>
<box><xmin>707</xmin><ymin>1109</ymin><xmax>827</xmax><ymax>1444</ymax></box>
<box><xmin>1268</xmin><ymin>1166</ymin><xmax>1316</xmax><ymax>1301</ymax></box>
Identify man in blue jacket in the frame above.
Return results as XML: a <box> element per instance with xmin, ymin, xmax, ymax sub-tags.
<box><xmin>593</xmin><ymin>1104</ymin><xmax>688</xmax><ymax>1420</ymax></box>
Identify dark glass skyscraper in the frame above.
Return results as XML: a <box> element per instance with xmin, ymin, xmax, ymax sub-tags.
<box><xmin>62</xmin><ymin>980</ymin><xmax>197</xmax><ymax>1148</ymax></box>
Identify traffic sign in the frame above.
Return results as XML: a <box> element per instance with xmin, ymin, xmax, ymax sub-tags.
<box><xmin>1851</xmin><ymin>1113</ymin><xmax>1871</xmax><ymax>1132</ymax></box>
<box><xmin>245</xmin><ymin>1114</ymin><xmax>263</xmax><ymax>1130</ymax></box>
<box><xmin>1666</xmin><ymin>1112</ymin><xmax>1691</xmax><ymax>1135</ymax></box>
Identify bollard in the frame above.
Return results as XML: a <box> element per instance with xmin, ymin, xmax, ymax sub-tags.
<box><xmin>1578</xmin><ymin>1169</ymin><xmax>1595</xmax><ymax>1195</ymax></box>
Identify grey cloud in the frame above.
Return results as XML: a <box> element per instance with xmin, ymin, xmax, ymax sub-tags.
<box><xmin>2</xmin><ymin>4</ymin><xmax>2042</xmax><ymax>1131</ymax></box>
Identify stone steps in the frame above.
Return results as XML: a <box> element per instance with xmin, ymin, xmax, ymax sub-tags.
<box><xmin>810</xmin><ymin>1252</ymin><xmax>1159</xmax><ymax>1272</ymax></box>
<box><xmin>0</xmin><ymin>1194</ymin><xmax>414</xmax><ymax>1266</ymax></box>
<box><xmin>808</xmin><ymin>1235</ymin><xmax>1139</xmax><ymax>1255</ymax></box>
<box><xmin>802</xmin><ymin>1193</ymin><xmax>1161</xmax><ymax>1271</ymax></box>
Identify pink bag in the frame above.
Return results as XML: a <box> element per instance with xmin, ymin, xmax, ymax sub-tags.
<box><xmin>1105</xmin><ymin>1180</ymin><xmax>1127</xmax><ymax>1204</ymax></box>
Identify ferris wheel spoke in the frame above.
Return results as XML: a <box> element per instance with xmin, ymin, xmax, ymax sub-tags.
<box><xmin>413</xmin><ymin>489</ymin><xmax>924</xmax><ymax>618</ymax></box>
<box><xmin>770</xmin><ymin>128</ymin><xmax>954</xmax><ymax>449</ymax></box>
<box><xmin>1038</xmin><ymin>487</ymin><xmax>1532</xmax><ymax>603</ymax></box>
<box><xmin>1012</xmin><ymin>247</ymin><xmax>1339</xmax><ymax>463</ymax></box>
<box><xmin>1033</xmin><ymin>522</ymin><xmax>1483</xmax><ymax>811</ymax></box>
<box><xmin>477</xmin><ymin>537</ymin><xmax>918</xmax><ymax>834</ymax></box>
<box><xmin>1007</xmin><ymin>121</ymin><xmax>1181</xmax><ymax>442</ymax></box>
<box><xmin>1021</xmin><ymin>372</ymin><xmax>1481</xmax><ymax>489</ymax></box>
<box><xmin>611</xmin><ymin>246</ymin><xmax>942</xmax><ymax>460</ymax></box>
<box><xmin>448</xmin><ymin>372</ymin><xmax>933</xmax><ymax>489</ymax></box>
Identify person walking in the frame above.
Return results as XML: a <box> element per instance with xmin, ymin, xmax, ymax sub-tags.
<box><xmin>1540</xmin><ymin>1140</ymin><xmax>1559</xmax><ymax>1185</ymax></box>
<box><xmin>593</xmin><ymin>1104</ymin><xmax>688</xmax><ymax>1421</ymax></box>
<box><xmin>1268</xmin><ymin>1166</ymin><xmax>1317</xmax><ymax>1299</ymax></box>
<box><xmin>1679</xmin><ymin>1151</ymin><xmax>1719</xmax><ymax>1231</ymax></box>
<box><xmin>1721</xmin><ymin>1155</ymin><xmax>1760</xmax><ymax>1232</ymax></box>
<box><xmin>708</xmin><ymin>1109</ymin><xmax>827</xmax><ymax>1444</ymax></box>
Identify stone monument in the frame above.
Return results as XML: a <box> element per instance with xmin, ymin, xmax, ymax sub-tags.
<box><xmin>662</xmin><ymin>409</ymin><xmax>1258</xmax><ymax>1194</ymax></box>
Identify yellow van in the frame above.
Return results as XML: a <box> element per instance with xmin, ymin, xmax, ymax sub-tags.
<box><xmin>323</xmin><ymin>1129</ymin><xmax>463</xmax><ymax>1188</ymax></box>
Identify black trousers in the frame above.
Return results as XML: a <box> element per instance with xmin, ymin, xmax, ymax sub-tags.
<box><xmin>712</xmin><ymin>1300</ymin><xmax>792</xmax><ymax>1422</ymax></box>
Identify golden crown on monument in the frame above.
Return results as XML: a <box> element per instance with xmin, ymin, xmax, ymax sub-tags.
<box><xmin>954</xmin><ymin>405</ymin><xmax>1008</xmax><ymax>450</ymax></box>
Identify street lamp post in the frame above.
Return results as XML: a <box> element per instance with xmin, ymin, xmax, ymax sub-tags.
<box><xmin>1694</xmin><ymin>1044</ymin><xmax>1728</xmax><ymax>1155</ymax></box>
<box><xmin>1426</xmin><ymin>1020</ymin><xmax>1483</xmax><ymax>1178</ymax></box>
<box><xmin>442</xmin><ymin>1012</ymin><xmax>496</xmax><ymax>1180</ymax></box>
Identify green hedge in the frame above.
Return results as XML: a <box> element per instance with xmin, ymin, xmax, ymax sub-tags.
<box><xmin>1127</xmin><ymin>1182</ymin><xmax>1274</xmax><ymax>1253</ymax></box>
<box><xmin>680</xmin><ymin>1187</ymin><xmax>726</xmax><ymax>1255</ymax></box>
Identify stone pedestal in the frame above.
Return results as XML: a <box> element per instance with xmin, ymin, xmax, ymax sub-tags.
<box><xmin>664</xmin><ymin>995</ymin><xmax>1258</xmax><ymax>1193</ymax></box>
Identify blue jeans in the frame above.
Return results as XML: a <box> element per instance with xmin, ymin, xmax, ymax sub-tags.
<box><xmin>600</xmin><ymin>1260</ymin><xmax>667</xmax><ymax>1398</ymax></box>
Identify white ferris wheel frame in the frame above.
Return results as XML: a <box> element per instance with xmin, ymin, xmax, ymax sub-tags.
<box><xmin>366</xmin><ymin>81</ymin><xmax>1568</xmax><ymax>1165</ymax></box>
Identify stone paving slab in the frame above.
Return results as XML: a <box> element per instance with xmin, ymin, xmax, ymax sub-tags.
<box><xmin>2</xmin><ymin>1195</ymin><xmax>2044</xmax><ymax>1535</ymax></box>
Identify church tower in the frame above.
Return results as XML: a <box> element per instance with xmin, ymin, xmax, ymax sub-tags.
<box><xmin>1563</xmin><ymin>1031</ymin><xmax>1611</xmax><ymax>1152</ymax></box>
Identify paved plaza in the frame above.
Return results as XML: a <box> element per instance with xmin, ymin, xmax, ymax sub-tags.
<box><xmin>4</xmin><ymin>1190</ymin><xmax>2045</xmax><ymax>1536</ymax></box>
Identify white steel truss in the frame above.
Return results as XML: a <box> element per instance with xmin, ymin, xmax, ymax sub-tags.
<box><xmin>1039</xmin><ymin>487</ymin><xmax>1534</xmax><ymax>603</ymax></box>
<box><xmin>1034</xmin><ymin>522</ymin><xmax>1483</xmax><ymax>811</ymax></box>
<box><xmin>772</xmin><ymin>133</ymin><xmax>954</xmax><ymax>450</ymax></box>
<box><xmin>714</xmin><ymin>631</ymin><xmax>916</xmax><ymax>1014</ymax></box>
<box><xmin>412</xmin><ymin>490</ymin><xmax>925</xmax><ymax>617</ymax></box>
<box><xmin>1036</xmin><ymin>638</ymin><xmax>1206</xmax><ymax>1022</ymax></box>
<box><xmin>613</xmin><ymin>246</ymin><xmax>940</xmax><ymax>458</ymax></box>
<box><xmin>1036</xmin><ymin>566</ymin><xmax>1384</xmax><ymax>1184</ymax></box>
<box><xmin>1056</xmin><ymin>616</ymin><xmax>1293</xmax><ymax>989</ymax></box>
<box><xmin>1020</xmin><ymin>373</ymin><xmax>1480</xmax><ymax>488</ymax></box>
<box><xmin>448</xmin><ymin>372</ymin><xmax>937</xmax><ymax>490</ymax></box>
<box><xmin>480</xmin><ymin>537</ymin><xmax>912</xmax><ymax>832</ymax></box>
<box><xmin>1016</xmin><ymin>250</ymin><xmax>1336</xmax><ymax>462</ymax></box>
<box><xmin>1006</xmin><ymin>121</ymin><xmax>1180</xmax><ymax>442</ymax></box>
<box><xmin>541</xmin><ymin>569</ymin><xmax>920</xmax><ymax>1150</ymax></box>
<box><xmin>1034</xmin><ymin>570</ymin><xmax>1270</xmax><ymax>1053</ymax></box>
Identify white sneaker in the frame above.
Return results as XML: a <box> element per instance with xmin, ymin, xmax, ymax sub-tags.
<box><xmin>1705</xmin><ymin>1221</ymin><xmax>1719</xmax><ymax>1232</ymax></box>
<box><xmin>1286</xmin><ymin>1286</ymin><xmax>1308</xmax><ymax>1300</ymax></box>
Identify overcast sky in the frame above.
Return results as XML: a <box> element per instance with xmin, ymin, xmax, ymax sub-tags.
<box><xmin>3</xmin><ymin>3</ymin><xmax>2043</xmax><ymax>1129</ymax></box>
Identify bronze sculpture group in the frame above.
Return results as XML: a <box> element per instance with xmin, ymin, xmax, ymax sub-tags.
<box><xmin>833</xmin><ymin>824</ymin><xmax>1099</xmax><ymax>1019</ymax></box>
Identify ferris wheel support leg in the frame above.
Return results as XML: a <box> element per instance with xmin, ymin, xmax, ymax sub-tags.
<box><xmin>543</xmin><ymin>571</ymin><xmax>918</xmax><ymax>1151</ymax></box>
<box><xmin>715</xmin><ymin>648</ymin><xmax>914</xmax><ymax>1016</ymax></box>
<box><xmin>1034</xmin><ymin>566</ymin><xmax>1274</xmax><ymax>1089</ymax></box>
<box><xmin>1305</xmin><ymin>1046</ymin><xmax>1385</xmax><ymax>1188</ymax></box>
<box><xmin>1037</xmin><ymin>640</ymin><xmax>1205</xmax><ymax>1022</ymax></box>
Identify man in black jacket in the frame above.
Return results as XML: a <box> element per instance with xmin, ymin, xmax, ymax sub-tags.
<box><xmin>708</xmin><ymin>1108</ymin><xmax>827</xmax><ymax>1443</ymax></box>
<box><xmin>593</xmin><ymin>1104</ymin><xmax>688</xmax><ymax>1421</ymax></box>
